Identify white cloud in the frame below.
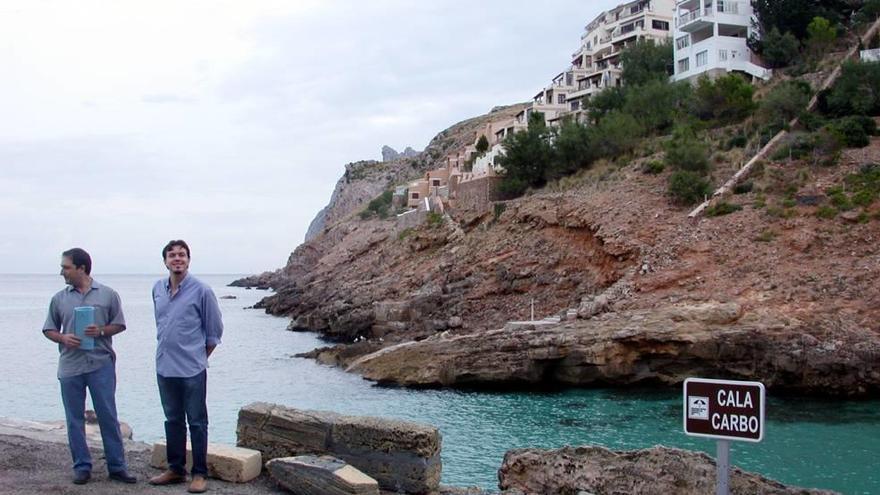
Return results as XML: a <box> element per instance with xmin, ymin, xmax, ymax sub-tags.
<box><xmin>1</xmin><ymin>0</ymin><xmax>622</xmax><ymax>274</ymax></box>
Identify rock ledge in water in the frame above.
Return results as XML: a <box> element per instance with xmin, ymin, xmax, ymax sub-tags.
<box><xmin>498</xmin><ymin>445</ymin><xmax>839</xmax><ymax>495</ymax></box>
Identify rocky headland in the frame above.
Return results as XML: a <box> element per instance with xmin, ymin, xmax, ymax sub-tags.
<box><xmin>235</xmin><ymin>104</ymin><xmax>880</xmax><ymax>398</ymax></box>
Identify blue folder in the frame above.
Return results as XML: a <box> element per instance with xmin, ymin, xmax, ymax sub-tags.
<box><xmin>73</xmin><ymin>306</ymin><xmax>95</xmax><ymax>351</ymax></box>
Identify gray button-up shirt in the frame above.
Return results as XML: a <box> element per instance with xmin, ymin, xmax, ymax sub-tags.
<box><xmin>152</xmin><ymin>274</ymin><xmax>223</xmax><ymax>378</ymax></box>
<box><xmin>42</xmin><ymin>280</ymin><xmax>126</xmax><ymax>379</ymax></box>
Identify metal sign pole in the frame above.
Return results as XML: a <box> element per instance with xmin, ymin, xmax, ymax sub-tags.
<box><xmin>716</xmin><ymin>440</ymin><xmax>730</xmax><ymax>495</ymax></box>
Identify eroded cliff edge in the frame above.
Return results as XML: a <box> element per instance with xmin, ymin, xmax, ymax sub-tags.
<box><xmin>240</xmin><ymin>108</ymin><xmax>880</xmax><ymax>397</ymax></box>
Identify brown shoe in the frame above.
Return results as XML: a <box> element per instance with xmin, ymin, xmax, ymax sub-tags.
<box><xmin>148</xmin><ymin>470</ymin><xmax>186</xmax><ymax>485</ymax></box>
<box><xmin>188</xmin><ymin>475</ymin><xmax>207</xmax><ymax>493</ymax></box>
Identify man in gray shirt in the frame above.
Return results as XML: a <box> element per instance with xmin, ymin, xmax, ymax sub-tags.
<box><xmin>42</xmin><ymin>248</ymin><xmax>136</xmax><ymax>485</ymax></box>
<box><xmin>148</xmin><ymin>240</ymin><xmax>223</xmax><ymax>494</ymax></box>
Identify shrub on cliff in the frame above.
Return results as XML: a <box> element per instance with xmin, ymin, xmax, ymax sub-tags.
<box><xmin>476</xmin><ymin>134</ymin><xmax>490</xmax><ymax>154</ymax></box>
<box><xmin>825</xmin><ymin>116</ymin><xmax>875</xmax><ymax>147</ymax></box>
<box><xmin>620</xmin><ymin>38</ymin><xmax>673</xmax><ymax>87</ymax></box>
<box><xmin>623</xmin><ymin>79</ymin><xmax>692</xmax><ymax>134</ymax></box>
<box><xmin>498</xmin><ymin>112</ymin><xmax>554</xmax><ymax>196</ymax></box>
<box><xmin>359</xmin><ymin>190</ymin><xmax>394</xmax><ymax>219</ymax></box>
<box><xmin>668</xmin><ymin>170</ymin><xmax>711</xmax><ymax>206</ymax></box>
<box><xmin>757</xmin><ymin>80</ymin><xmax>811</xmax><ymax>129</ymax></box>
<box><xmin>589</xmin><ymin>111</ymin><xmax>644</xmax><ymax>159</ymax></box>
<box><xmin>548</xmin><ymin>117</ymin><xmax>595</xmax><ymax>181</ymax></box>
<box><xmin>586</xmin><ymin>86</ymin><xmax>626</xmax><ymax>125</ymax></box>
<box><xmin>664</xmin><ymin>128</ymin><xmax>710</xmax><ymax>174</ymax></box>
<box><xmin>690</xmin><ymin>74</ymin><xmax>756</xmax><ymax>125</ymax></box>
<box><xmin>824</xmin><ymin>61</ymin><xmax>880</xmax><ymax>117</ymax></box>
<box><xmin>757</xmin><ymin>28</ymin><xmax>801</xmax><ymax>68</ymax></box>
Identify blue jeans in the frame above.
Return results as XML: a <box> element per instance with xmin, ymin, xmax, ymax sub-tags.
<box><xmin>58</xmin><ymin>361</ymin><xmax>127</xmax><ymax>474</ymax></box>
<box><xmin>157</xmin><ymin>370</ymin><xmax>208</xmax><ymax>476</ymax></box>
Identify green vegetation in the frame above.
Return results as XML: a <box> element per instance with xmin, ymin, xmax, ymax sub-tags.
<box><xmin>816</xmin><ymin>205</ymin><xmax>838</xmax><ymax>219</ymax></box>
<box><xmin>668</xmin><ymin>171</ymin><xmax>711</xmax><ymax>205</ymax></box>
<box><xmin>642</xmin><ymin>160</ymin><xmax>665</xmax><ymax>175</ymax></box>
<box><xmin>493</xmin><ymin>202</ymin><xmax>507</xmax><ymax>221</ymax></box>
<box><xmin>823</xmin><ymin>61</ymin><xmax>880</xmax><ymax>117</ymax></box>
<box><xmin>475</xmin><ymin>134</ymin><xmax>490</xmax><ymax>154</ymax></box>
<box><xmin>426</xmin><ymin>211</ymin><xmax>444</xmax><ymax>227</ymax></box>
<box><xmin>620</xmin><ymin>38</ymin><xmax>673</xmax><ymax>87</ymax></box>
<box><xmin>844</xmin><ymin>163</ymin><xmax>880</xmax><ymax>206</ymax></box>
<box><xmin>359</xmin><ymin>190</ymin><xmax>394</xmax><ymax>219</ymax></box>
<box><xmin>497</xmin><ymin>112</ymin><xmax>554</xmax><ymax>197</ymax></box>
<box><xmin>758</xmin><ymin>81</ymin><xmax>812</xmax><ymax>129</ymax></box>
<box><xmin>496</xmin><ymin>15</ymin><xmax>874</xmax><ymax>206</ymax></box>
<box><xmin>705</xmin><ymin>202</ymin><xmax>743</xmax><ymax>216</ymax></box>
<box><xmin>665</xmin><ymin>128</ymin><xmax>710</xmax><ymax>173</ymax></box>
<box><xmin>733</xmin><ymin>181</ymin><xmax>753</xmax><ymax>194</ymax></box>
<box><xmin>806</xmin><ymin>16</ymin><xmax>837</xmax><ymax>54</ymax></box>
<box><xmin>760</xmin><ymin>28</ymin><xmax>801</xmax><ymax>68</ymax></box>
<box><xmin>691</xmin><ymin>74</ymin><xmax>757</xmax><ymax>125</ymax></box>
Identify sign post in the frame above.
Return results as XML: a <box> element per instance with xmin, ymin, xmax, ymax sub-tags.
<box><xmin>684</xmin><ymin>378</ymin><xmax>765</xmax><ymax>495</ymax></box>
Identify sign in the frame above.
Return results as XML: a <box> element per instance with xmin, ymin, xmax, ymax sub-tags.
<box><xmin>683</xmin><ymin>378</ymin><xmax>765</xmax><ymax>442</ymax></box>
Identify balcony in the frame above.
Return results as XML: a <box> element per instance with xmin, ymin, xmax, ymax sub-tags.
<box><xmin>677</xmin><ymin>2</ymin><xmax>750</xmax><ymax>31</ymax></box>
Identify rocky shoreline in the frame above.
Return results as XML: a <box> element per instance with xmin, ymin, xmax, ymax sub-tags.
<box><xmin>0</xmin><ymin>409</ymin><xmax>839</xmax><ymax>495</ymax></box>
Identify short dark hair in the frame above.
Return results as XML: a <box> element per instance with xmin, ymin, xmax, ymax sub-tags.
<box><xmin>162</xmin><ymin>240</ymin><xmax>191</xmax><ymax>260</ymax></box>
<box><xmin>62</xmin><ymin>248</ymin><xmax>92</xmax><ymax>275</ymax></box>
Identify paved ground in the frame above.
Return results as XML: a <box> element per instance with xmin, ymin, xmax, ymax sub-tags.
<box><xmin>0</xmin><ymin>425</ymin><xmax>489</xmax><ymax>495</ymax></box>
<box><xmin>0</xmin><ymin>431</ymin><xmax>286</xmax><ymax>495</ymax></box>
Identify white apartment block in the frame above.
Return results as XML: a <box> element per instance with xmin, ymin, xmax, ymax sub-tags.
<box><xmin>672</xmin><ymin>0</ymin><xmax>771</xmax><ymax>82</ymax></box>
<box><xmin>513</xmin><ymin>0</ymin><xmax>674</xmax><ymax>128</ymax></box>
<box><xmin>564</xmin><ymin>0</ymin><xmax>675</xmax><ymax>120</ymax></box>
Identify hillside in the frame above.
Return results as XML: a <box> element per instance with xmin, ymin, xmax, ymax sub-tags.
<box><xmin>243</xmin><ymin>15</ymin><xmax>880</xmax><ymax>397</ymax></box>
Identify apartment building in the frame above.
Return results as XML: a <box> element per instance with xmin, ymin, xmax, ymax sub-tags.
<box><xmin>563</xmin><ymin>0</ymin><xmax>675</xmax><ymax>121</ymax></box>
<box><xmin>671</xmin><ymin>0</ymin><xmax>771</xmax><ymax>82</ymax></box>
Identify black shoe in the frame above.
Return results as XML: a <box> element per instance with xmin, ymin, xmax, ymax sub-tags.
<box><xmin>73</xmin><ymin>471</ymin><xmax>91</xmax><ymax>485</ymax></box>
<box><xmin>109</xmin><ymin>470</ymin><xmax>137</xmax><ymax>484</ymax></box>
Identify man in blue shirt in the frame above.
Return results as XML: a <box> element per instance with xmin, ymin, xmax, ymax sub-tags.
<box><xmin>148</xmin><ymin>240</ymin><xmax>223</xmax><ymax>494</ymax></box>
<box><xmin>42</xmin><ymin>248</ymin><xmax>137</xmax><ymax>485</ymax></box>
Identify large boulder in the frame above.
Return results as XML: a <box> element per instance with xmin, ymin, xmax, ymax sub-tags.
<box><xmin>237</xmin><ymin>403</ymin><xmax>441</xmax><ymax>494</ymax></box>
<box><xmin>266</xmin><ymin>455</ymin><xmax>379</xmax><ymax>495</ymax></box>
<box><xmin>498</xmin><ymin>445</ymin><xmax>839</xmax><ymax>495</ymax></box>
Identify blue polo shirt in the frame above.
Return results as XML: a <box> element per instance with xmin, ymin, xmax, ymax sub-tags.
<box><xmin>42</xmin><ymin>280</ymin><xmax>126</xmax><ymax>379</ymax></box>
<box><xmin>152</xmin><ymin>274</ymin><xmax>223</xmax><ymax>378</ymax></box>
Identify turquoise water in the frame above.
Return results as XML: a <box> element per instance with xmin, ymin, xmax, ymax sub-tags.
<box><xmin>2</xmin><ymin>274</ymin><xmax>877</xmax><ymax>493</ymax></box>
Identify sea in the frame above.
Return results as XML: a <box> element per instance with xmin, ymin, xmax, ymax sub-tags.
<box><xmin>1</xmin><ymin>274</ymin><xmax>877</xmax><ymax>494</ymax></box>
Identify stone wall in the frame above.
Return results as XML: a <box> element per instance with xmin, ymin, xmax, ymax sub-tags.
<box><xmin>237</xmin><ymin>403</ymin><xmax>441</xmax><ymax>495</ymax></box>
<box><xmin>453</xmin><ymin>176</ymin><xmax>502</xmax><ymax>214</ymax></box>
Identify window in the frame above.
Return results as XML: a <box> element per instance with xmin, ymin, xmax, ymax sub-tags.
<box><xmin>557</xmin><ymin>94</ymin><xmax>566</xmax><ymax>104</ymax></box>
<box><xmin>696</xmin><ymin>50</ymin><xmax>708</xmax><ymax>67</ymax></box>
<box><xmin>411</xmin><ymin>192</ymin><xmax>420</xmax><ymax>200</ymax></box>
<box><xmin>570</xmin><ymin>100</ymin><xmax>580</xmax><ymax>111</ymax></box>
<box><xmin>718</xmin><ymin>49</ymin><xmax>728</xmax><ymax>61</ymax></box>
<box><xmin>678</xmin><ymin>57</ymin><xmax>690</xmax><ymax>73</ymax></box>
<box><xmin>653</xmin><ymin>20</ymin><xmax>669</xmax><ymax>31</ymax></box>
<box><xmin>431</xmin><ymin>179</ymin><xmax>441</xmax><ymax>187</ymax></box>
<box><xmin>676</xmin><ymin>35</ymin><xmax>690</xmax><ymax>50</ymax></box>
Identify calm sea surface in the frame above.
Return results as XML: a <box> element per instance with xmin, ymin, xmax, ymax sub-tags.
<box><xmin>1</xmin><ymin>274</ymin><xmax>877</xmax><ymax>493</ymax></box>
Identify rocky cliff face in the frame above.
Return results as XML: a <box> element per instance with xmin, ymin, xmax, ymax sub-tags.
<box><xmin>346</xmin><ymin>302</ymin><xmax>879</xmax><ymax>396</ymax></box>
<box><xmin>299</xmin><ymin>105</ymin><xmax>526</xmax><ymax>243</ymax></box>
<box><xmin>250</xmin><ymin>109</ymin><xmax>880</xmax><ymax>397</ymax></box>
<box><xmin>382</xmin><ymin>145</ymin><xmax>419</xmax><ymax>162</ymax></box>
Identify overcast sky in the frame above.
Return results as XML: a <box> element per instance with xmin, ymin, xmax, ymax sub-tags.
<box><xmin>2</xmin><ymin>0</ymin><xmax>621</xmax><ymax>275</ymax></box>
